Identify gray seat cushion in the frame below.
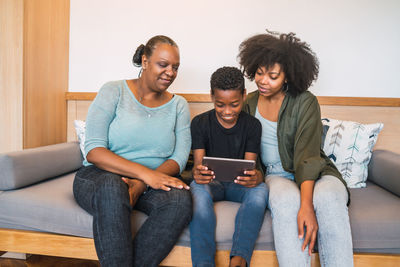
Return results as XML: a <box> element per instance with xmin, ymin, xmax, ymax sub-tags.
<box><xmin>349</xmin><ymin>181</ymin><xmax>400</xmax><ymax>251</ymax></box>
<box><xmin>0</xmin><ymin>172</ymin><xmax>274</xmax><ymax>249</ymax></box>
<box><xmin>0</xmin><ymin>175</ymin><xmax>398</xmax><ymax>252</ymax></box>
<box><xmin>0</xmin><ymin>172</ymin><xmax>94</xmax><ymax>237</ymax></box>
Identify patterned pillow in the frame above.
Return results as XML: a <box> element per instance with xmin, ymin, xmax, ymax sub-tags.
<box><xmin>321</xmin><ymin>118</ymin><xmax>383</xmax><ymax>188</ymax></box>
<box><xmin>73</xmin><ymin>120</ymin><xmax>86</xmax><ymax>157</ymax></box>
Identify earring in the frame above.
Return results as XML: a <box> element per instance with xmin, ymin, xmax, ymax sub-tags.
<box><xmin>282</xmin><ymin>82</ymin><xmax>289</xmax><ymax>93</ymax></box>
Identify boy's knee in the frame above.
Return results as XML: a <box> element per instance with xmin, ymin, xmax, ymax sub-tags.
<box><xmin>244</xmin><ymin>184</ymin><xmax>269</xmax><ymax>207</ymax></box>
<box><xmin>192</xmin><ymin>192</ymin><xmax>214</xmax><ymax>218</ymax></box>
<box><xmin>190</xmin><ymin>182</ymin><xmax>212</xmax><ymax>201</ymax></box>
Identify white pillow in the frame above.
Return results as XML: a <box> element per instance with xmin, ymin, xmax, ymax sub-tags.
<box><xmin>321</xmin><ymin>118</ymin><xmax>383</xmax><ymax>188</ymax></box>
<box><xmin>73</xmin><ymin>120</ymin><xmax>86</xmax><ymax>157</ymax></box>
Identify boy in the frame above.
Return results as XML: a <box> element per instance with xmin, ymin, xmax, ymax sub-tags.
<box><xmin>189</xmin><ymin>66</ymin><xmax>269</xmax><ymax>267</ymax></box>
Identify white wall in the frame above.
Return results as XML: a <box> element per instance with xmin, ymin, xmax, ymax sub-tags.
<box><xmin>69</xmin><ymin>0</ymin><xmax>400</xmax><ymax>97</ymax></box>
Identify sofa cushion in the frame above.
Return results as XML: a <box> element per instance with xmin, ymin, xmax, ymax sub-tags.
<box><xmin>349</xmin><ymin>182</ymin><xmax>400</xmax><ymax>251</ymax></box>
<box><xmin>0</xmin><ymin>172</ymin><xmax>274</xmax><ymax>250</ymax></box>
<box><xmin>1</xmin><ymin>174</ymin><xmax>398</xmax><ymax>253</ymax></box>
<box><xmin>0</xmin><ymin>172</ymin><xmax>94</xmax><ymax>237</ymax></box>
<box><xmin>213</xmin><ymin>201</ymin><xmax>274</xmax><ymax>250</ymax></box>
<box><xmin>0</xmin><ymin>142</ymin><xmax>83</xmax><ymax>190</ymax></box>
<box><xmin>74</xmin><ymin>120</ymin><xmax>86</xmax><ymax>158</ymax></box>
<box><xmin>368</xmin><ymin>150</ymin><xmax>400</xmax><ymax>197</ymax></box>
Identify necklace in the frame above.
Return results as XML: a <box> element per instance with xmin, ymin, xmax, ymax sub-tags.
<box><xmin>128</xmin><ymin>79</ymin><xmax>145</xmax><ymax>103</ymax></box>
<box><xmin>135</xmin><ymin>91</ymin><xmax>153</xmax><ymax>118</ymax></box>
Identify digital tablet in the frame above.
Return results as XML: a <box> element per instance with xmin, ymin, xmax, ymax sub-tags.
<box><xmin>202</xmin><ymin>156</ymin><xmax>256</xmax><ymax>182</ymax></box>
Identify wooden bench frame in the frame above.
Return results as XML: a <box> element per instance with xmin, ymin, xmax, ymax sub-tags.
<box><xmin>1</xmin><ymin>229</ymin><xmax>400</xmax><ymax>267</ymax></box>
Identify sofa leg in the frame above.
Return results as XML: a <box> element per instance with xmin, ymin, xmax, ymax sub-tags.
<box><xmin>0</xmin><ymin>252</ymin><xmax>31</xmax><ymax>260</ymax></box>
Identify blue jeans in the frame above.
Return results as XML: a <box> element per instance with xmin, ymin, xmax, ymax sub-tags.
<box><xmin>266</xmin><ymin>175</ymin><xmax>353</xmax><ymax>267</ymax></box>
<box><xmin>189</xmin><ymin>180</ymin><xmax>269</xmax><ymax>267</ymax></box>
<box><xmin>73</xmin><ymin>165</ymin><xmax>192</xmax><ymax>267</ymax></box>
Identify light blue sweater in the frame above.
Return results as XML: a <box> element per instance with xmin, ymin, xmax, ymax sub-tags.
<box><xmin>83</xmin><ymin>80</ymin><xmax>191</xmax><ymax>173</ymax></box>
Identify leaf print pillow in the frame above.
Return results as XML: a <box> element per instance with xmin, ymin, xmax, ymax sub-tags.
<box><xmin>321</xmin><ymin>118</ymin><xmax>383</xmax><ymax>188</ymax></box>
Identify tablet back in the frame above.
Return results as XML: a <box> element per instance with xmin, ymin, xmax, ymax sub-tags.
<box><xmin>202</xmin><ymin>156</ymin><xmax>255</xmax><ymax>182</ymax></box>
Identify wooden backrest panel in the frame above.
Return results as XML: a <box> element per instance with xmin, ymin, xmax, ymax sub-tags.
<box><xmin>320</xmin><ymin>105</ymin><xmax>400</xmax><ymax>153</ymax></box>
<box><xmin>67</xmin><ymin>99</ymin><xmax>400</xmax><ymax>154</ymax></box>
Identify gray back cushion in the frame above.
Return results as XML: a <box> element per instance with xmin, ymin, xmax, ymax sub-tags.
<box><xmin>368</xmin><ymin>150</ymin><xmax>400</xmax><ymax>197</ymax></box>
<box><xmin>0</xmin><ymin>142</ymin><xmax>83</xmax><ymax>190</ymax></box>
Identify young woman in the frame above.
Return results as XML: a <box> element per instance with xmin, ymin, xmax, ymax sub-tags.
<box><xmin>239</xmin><ymin>31</ymin><xmax>353</xmax><ymax>267</ymax></box>
<box><xmin>73</xmin><ymin>35</ymin><xmax>192</xmax><ymax>267</ymax></box>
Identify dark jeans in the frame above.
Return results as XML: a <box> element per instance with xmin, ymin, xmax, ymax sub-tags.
<box><xmin>73</xmin><ymin>165</ymin><xmax>192</xmax><ymax>267</ymax></box>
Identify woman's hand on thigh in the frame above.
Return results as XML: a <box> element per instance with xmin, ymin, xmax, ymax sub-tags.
<box><xmin>142</xmin><ymin>169</ymin><xmax>190</xmax><ymax>191</ymax></box>
<box><xmin>297</xmin><ymin>205</ymin><xmax>318</xmax><ymax>255</ymax></box>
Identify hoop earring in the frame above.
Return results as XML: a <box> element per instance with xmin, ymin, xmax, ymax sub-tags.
<box><xmin>138</xmin><ymin>68</ymin><xmax>143</xmax><ymax>78</ymax></box>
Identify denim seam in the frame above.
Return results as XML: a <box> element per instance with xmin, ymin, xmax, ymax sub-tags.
<box><xmin>231</xmin><ymin>204</ymin><xmax>252</xmax><ymax>265</ymax></box>
<box><xmin>141</xmin><ymin>192</ymin><xmax>187</xmax><ymax>266</ymax></box>
<box><xmin>319</xmin><ymin>239</ymin><xmax>327</xmax><ymax>267</ymax></box>
<box><xmin>92</xmin><ymin>191</ymin><xmax>106</xmax><ymax>263</ymax></box>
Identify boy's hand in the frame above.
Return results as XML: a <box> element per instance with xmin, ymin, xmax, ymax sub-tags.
<box><xmin>235</xmin><ymin>169</ymin><xmax>263</xmax><ymax>187</ymax></box>
<box><xmin>193</xmin><ymin>164</ymin><xmax>215</xmax><ymax>184</ymax></box>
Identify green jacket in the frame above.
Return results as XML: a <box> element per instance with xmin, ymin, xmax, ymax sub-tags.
<box><xmin>244</xmin><ymin>90</ymin><xmax>349</xmax><ymax>200</ymax></box>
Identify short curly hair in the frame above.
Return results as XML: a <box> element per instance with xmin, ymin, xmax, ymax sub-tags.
<box><xmin>210</xmin><ymin>66</ymin><xmax>245</xmax><ymax>95</ymax></box>
<box><xmin>238</xmin><ymin>31</ymin><xmax>319</xmax><ymax>95</ymax></box>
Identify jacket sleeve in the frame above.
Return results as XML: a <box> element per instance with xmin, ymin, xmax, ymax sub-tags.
<box><xmin>293</xmin><ymin>94</ymin><xmax>327</xmax><ymax>186</ymax></box>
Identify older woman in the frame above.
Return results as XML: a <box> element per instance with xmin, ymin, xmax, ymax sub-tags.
<box><xmin>73</xmin><ymin>35</ymin><xmax>192</xmax><ymax>267</ymax></box>
<box><xmin>239</xmin><ymin>31</ymin><xmax>353</xmax><ymax>267</ymax></box>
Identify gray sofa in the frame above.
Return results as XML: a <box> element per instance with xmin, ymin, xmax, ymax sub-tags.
<box><xmin>0</xmin><ymin>142</ymin><xmax>399</xmax><ymax>260</ymax></box>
